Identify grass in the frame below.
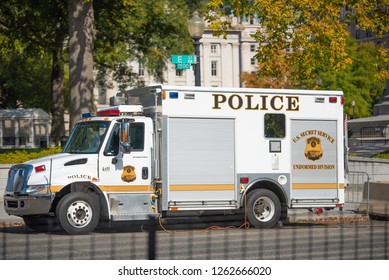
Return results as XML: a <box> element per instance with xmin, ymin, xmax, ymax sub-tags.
<box><xmin>372</xmin><ymin>150</ymin><xmax>389</xmax><ymax>159</ymax></box>
<box><xmin>0</xmin><ymin>147</ymin><xmax>62</xmax><ymax>164</ymax></box>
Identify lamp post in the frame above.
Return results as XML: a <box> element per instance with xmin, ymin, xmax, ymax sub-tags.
<box><xmin>188</xmin><ymin>11</ymin><xmax>205</xmax><ymax>86</ymax></box>
<box><xmin>352</xmin><ymin>100</ymin><xmax>356</xmax><ymax>119</ymax></box>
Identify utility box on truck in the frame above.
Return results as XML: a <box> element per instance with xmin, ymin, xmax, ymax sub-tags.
<box><xmin>4</xmin><ymin>85</ymin><xmax>345</xmax><ymax>234</ymax></box>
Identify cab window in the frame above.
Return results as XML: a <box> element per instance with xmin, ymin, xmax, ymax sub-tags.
<box><xmin>104</xmin><ymin>124</ymin><xmax>120</xmax><ymax>156</ymax></box>
<box><xmin>130</xmin><ymin>123</ymin><xmax>144</xmax><ymax>151</ymax></box>
<box><xmin>264</xmin><ymin>114</ymin><xmax>285</xmax><ymax>138</ymax></box>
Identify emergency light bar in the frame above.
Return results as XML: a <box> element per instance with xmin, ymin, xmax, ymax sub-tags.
<box><xmin>97</xmin><ymin>105</ymin><xmax>143</xmax><ymax>116</ymax></box>
<box><xmin>97</xmin><ymin>109</ymin><xmax>120</xmax><ymax>116</ymax></box>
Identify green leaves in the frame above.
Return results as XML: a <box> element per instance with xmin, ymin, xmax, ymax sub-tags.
<box><xmin>94</xmin><ymin>0</ymin><xmax>193</xmax><ymax>88</ymax></box>
<box><xmin>207</xmin><ymin>0</ymin><xmax>388</xmax><ymax>89</ymax></box>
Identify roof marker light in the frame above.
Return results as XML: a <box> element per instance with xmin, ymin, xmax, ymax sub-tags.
<box><xmin>169</xmin><ymin>92</ymin><xmax>179</xmax><ymax>99</ymax></box>
<box><xmin>329</xmin><ymin>97</ymin><xmax>337</xmax><ymax>103</ymax></box>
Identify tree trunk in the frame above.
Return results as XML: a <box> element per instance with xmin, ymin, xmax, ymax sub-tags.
<box><xmin>68</xmin><ymin>0</ymin><xmax>95</xmax><ymax>130</ymax></box>
<box><xmin>50</xmin><ymin>47</ymin><xmax>65</xmax><ymax>145</ymax></box>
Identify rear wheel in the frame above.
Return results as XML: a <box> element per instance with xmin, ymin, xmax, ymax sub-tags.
<box><xmin>56</xmin><ymin>192</ymin><xmax>100</xmax><ymax>235</ymax></box>
<box><xmin>246</xmin><ymin>189</ymin><xmax>281</xmax><ymax>228</ymax></box>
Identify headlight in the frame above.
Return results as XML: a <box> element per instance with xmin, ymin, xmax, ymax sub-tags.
<box><xmin>26</xmin><ymin>184</ymin><xmax>50</xmax><ymax>193</ymax></box>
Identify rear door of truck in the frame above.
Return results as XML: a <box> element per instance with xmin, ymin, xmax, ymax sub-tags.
<box><xmin>290</xmin><ymin>119</ymin><xmax>340</xmax><ymax>206</ymax></box>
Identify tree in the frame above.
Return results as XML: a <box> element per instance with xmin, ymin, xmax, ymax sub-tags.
<box><xmin>68</xmin><ymin>0</ymin><xmax>95</xmax><ymax>129</ymax></box>
<box><xmin>0</xmin><ymin>36</ymin><xmax>52</xmax><ymax>110</ymax></box>
<box><xmin>93</xmin><ymin>0</ymin><xmax>193</xmax><ymax>91</ymax></box>
<box><xmin>69</xmin><ymin>0</ymin><xmax>194</xmax><ymax>127</ymax></box>
<box><xmin>1</xmin><ymin>0</ymin><xmax>194</xmax><ymax>134</ymax></box>
<box><xmin>207</xmin><ymin>0</ymin><xmax>389</xmax><ymax>88</ymax></box>
<box><xmin>241</xmin><ymin>38</ymin><xmax>386</xmax><ymax>118</ymax></box>
<box><xmin>321</xmin><ymin>38</ymin><xmax>386</xmax><ymax>118</ymax></box>
<box><xmin>0</xmin><ymin>0</ymin><xmax>68</xmax><ymax>143</ymax></box>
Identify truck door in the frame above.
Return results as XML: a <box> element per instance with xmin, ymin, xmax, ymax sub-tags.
<box><xmin>99</xmin><ymin>119</ymin><xmax>152</xmax><ymax>193</ymax></box>
<box><xmin>291</xmin><ymin>119</ymin><xmax>339</xmax><ymax>204</ymax></box>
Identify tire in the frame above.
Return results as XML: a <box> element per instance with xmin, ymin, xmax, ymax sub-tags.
<box><xmin>23</xmin><ymin>215</ymin><xmax>59</xmax><ymax>232</ymax></box>
<box><xmin>56</xmin><ymin>192</ymin><xmax>100</xmax><ymax>235</ymax></box>
<box><xmin>246</xmin><ymin>189</ymin><xmax>281</xmax><ymax>228</ymax></box>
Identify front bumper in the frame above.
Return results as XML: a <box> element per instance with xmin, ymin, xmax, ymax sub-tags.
<box><xmin>4</xmin><ymin>194</ymin><xmax>54</xmax><ymax>216</ymax></box>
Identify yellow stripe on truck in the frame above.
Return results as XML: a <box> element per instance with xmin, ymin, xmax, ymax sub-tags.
<box><xmin>293</xmin><ymin>183</ymin><xmax>344</xmax><ymax>189</ymax></box>
<box><xmin>170</xmin><ymin>184</ymin><xmax>235</xmax><ymax>191</ymax></box>
<box><xmin>100</xmin><ymin>185</ymin><xmax>151</xmax><ymax>192</ymax></box>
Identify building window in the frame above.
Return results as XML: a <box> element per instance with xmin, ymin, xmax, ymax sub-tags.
<box><xmin>251</xmin><ymin>57</ymin><xmax>256</xmax><ymax>65</ymax></box>
<box><xmin>250</xmin><ymin>44</ymin><xmax>256</xmax><ymax>52</ymax></box>
<box><xmin>211</xmin><ymin>61</ymin><xmax>217</xmax><ymax>76</ymax></box>
<box><xmin>210</xmin><ymin>44</ymin><xmax>218</xmax><ymax>54</ymax></box>
<box><xmin>138</xmin><ymin>61</ymin><xmax>145</xmax><ymax>76</ymax></box>
<box><xmin>356</xmin><ymin>29</ymin><xmax>361</xmax><ymax>39</ymax></box>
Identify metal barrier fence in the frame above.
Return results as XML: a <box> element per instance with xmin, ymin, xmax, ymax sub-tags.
<box><xmin>346</xmin><ymin>171</ymin><xmax>370</xmax><ymax>215</ymax></box>
<box><xmin>4</xmin><ymin>173</ymin><xmax>389</xmax><ymax>260</ymax></box>
<box><xmin>359</xmin><ymin>126</ymin><xmax>388</xmax><ymax>145</ymax></box>
<box><xmin>1</xmin><ymin>216</ymin><xmax>389</xmax><ymax>260</ymax></box>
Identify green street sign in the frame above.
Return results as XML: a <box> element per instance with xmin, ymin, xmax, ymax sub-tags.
<box><xmin>172</xmin><ymin>54</ymin><xmax>196</xmax><ymax>64</ymax></box>
<box><xmin>176</xmin><ymin>63</ymin><xmax>191</xmax><ymax>70</ymax></box>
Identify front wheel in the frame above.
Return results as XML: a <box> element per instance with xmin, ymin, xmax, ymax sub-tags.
<box><xmin>246</xmin><ymin>189</ymin><xmax>281</xmax><ymax>228</ymax></box>
<box><xmin>23</xmin><ymin>215</ymin><xmax>59</xmax><ymax>232</ymax></box>
<box><xmin>56</xmin><ymin>192</ymin><xmax>100</xmax><ymax>235</ymax></box>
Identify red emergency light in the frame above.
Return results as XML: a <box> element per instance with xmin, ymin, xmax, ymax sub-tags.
<box><xmin>97</xmin><ymin>109</ymin><xmax>120</xmax><ymax>116</ymax></box>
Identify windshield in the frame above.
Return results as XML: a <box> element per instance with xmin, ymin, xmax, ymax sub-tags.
<box><xmin>63</xmin><ymin>121</ymin><xmax>110</xmax><ymax>154</ymax></box>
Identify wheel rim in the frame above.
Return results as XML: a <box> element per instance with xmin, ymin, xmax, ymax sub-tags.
<box><xmin>252</xmin><ymin>196</ymin><xmax>275</xmax><ymax>222</ymax></box>
<box><xmin>66</xmin><ymin>200</ymin><xmax>93</xmax><ymax>228</ymax></box>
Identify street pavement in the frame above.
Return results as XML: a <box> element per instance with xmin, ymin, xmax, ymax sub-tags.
<box><xmin>348</xmin><ymin>141</ymin><xmax>389</xmax><ymax>157</ymax></box>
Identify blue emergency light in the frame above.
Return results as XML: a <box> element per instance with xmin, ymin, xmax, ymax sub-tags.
<box><xmin>82</xmin><ymin>112</ymin><xmax>91</xmax><ymax>118</ymax></box>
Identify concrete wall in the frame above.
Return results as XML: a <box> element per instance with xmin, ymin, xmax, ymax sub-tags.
<box><xmin>0</xmin><ymin>164</ymin><xmax>12</xmax><ymax>193</ymax></box>
<box><xmin>348</xmin><ymin>157</ymin><xmax>389</xmax><ymax>182</ymax></box>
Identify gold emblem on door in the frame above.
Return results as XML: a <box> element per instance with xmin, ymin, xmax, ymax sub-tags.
<box><xmin>121</xmin><ymin>165</ymin><xmax>137</xmax><ymax>182</ymax></box>
<box><xmin>304</xmin><ymin>137</ymin><xmax>323</xmax><ymax>161</ymax></box>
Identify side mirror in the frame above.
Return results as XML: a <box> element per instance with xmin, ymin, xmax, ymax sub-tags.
<box><xmin>120</xmin><ymin>121</ymin><xmax>132</xmax><ymax>154</ymax></box>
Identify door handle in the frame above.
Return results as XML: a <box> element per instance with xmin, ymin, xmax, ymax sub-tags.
<box><xmin>142</xmin><ymin>167</ymin><xmax>148</xmax><ymax>180</ymax></box>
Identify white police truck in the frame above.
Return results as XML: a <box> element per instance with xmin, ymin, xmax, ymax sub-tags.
<box><xmin>4</xmin><ymin>85</ymin><xmax>345</xmax><ymax>234</ymax></box>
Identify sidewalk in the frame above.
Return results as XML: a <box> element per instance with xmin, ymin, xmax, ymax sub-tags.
<box><xmin>287</xmin><ymin>202</ymin><xmax>365</xmax><ymax>223</ymax></box>
<box><xmin>348</xmin><ymin>141</ymin><xmax>389</xmax><ymax>158</ymax></box>
<box><xmin>0</xmin><ymin>200</ymin><xmax>23</xmax><ymax>225</ymax></box>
